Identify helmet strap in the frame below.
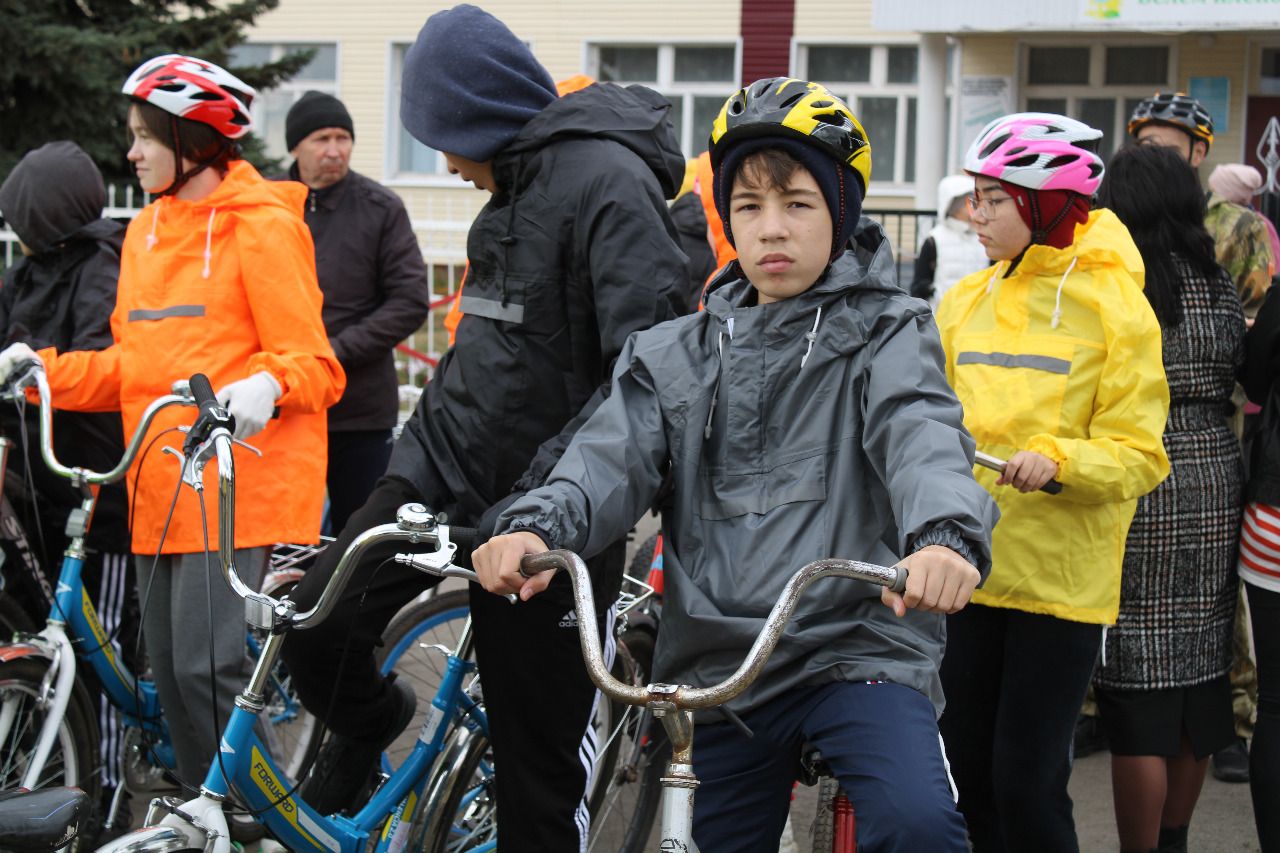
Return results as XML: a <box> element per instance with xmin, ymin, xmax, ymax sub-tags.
<box><xmin>158</xmin><ymin>114</ymin><xmax>234</xmax><ymax>197</ymax></box>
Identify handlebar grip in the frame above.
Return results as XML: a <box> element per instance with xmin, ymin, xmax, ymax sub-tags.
<box><xmin>891</xmin><ymin>565</ymin><xmax>909</xmax><ymax>594</ymax></box>
<box><xmin>520</xmin><ymin>552</ymin><xmax>558</xmax><ymax>577</ymax></box>
<box><xmin>449</xmin><ymin>526</ymin><xmax>480</xmax><ymax>549</ymax></box>
<box><xmin>189</xmin><ymin>373</ymin><xmax>218</xmax><ymax>412</ymax></box>
<box><xmin>1040</xmin><ymin>479</ymin><xmax>1063</xmax><ymax>495</ymax></box>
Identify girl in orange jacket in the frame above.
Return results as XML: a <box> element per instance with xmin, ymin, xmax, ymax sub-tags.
<box><xmin>0</xmin><ymin>55</ymin><xmax>345</xmax><ymax>785</ymax></box>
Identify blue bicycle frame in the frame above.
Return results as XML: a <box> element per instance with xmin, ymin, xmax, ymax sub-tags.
<box><xmin>196</xmin><ymin>612</ymin><xmax>486</xmax><ymax>852</ymax></box>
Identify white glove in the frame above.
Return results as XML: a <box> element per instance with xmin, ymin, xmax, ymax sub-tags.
<box><xmin>215</xmin><ymin>371</ymin><xmax>282</xmax><ymax>440</ymax></box>
<box><xmin>0</xmin><ymin>343</ymin><xmax>42</xmax><ymax>385</ymax></box>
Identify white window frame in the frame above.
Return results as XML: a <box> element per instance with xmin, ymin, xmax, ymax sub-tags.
<box><xmin>1019</xmin><ymin>38</ymin><xmax>1178</xmax><ymax>158</ymax></box>
<box><xmin>231</xmin><ymin>40</ymin><xmax>342</xmax><ymax>163</ymax></box>
<box><xmin>794</xmin><ymin>39</ymin><xmax>934</xmax><ymax>196</ymax></box>
<box><xmin>384</xmin><ymin>41</ymin><xmax>472</xmax><ymax>187</ymax></box>
<box><xmin>583</xmin><ymin>39</ymin><xmax>741</xmax><ymax>157</ymax></box>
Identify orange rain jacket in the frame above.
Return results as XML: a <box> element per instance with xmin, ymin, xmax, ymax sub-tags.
<box><xmin>38</xmin><ymin>160</ymin><xmax>345</xmax><ymax>554</ymax></box>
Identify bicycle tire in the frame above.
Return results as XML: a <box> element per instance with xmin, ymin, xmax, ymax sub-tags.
<box><xmin>378</xmin><ymin>590</ymin><xmax>492</xmax><ymax>853</ymax></box>
<box><xmin>586</xmin><ymin>626</ymin><xmax>666</xmax><ymax>853</ymax></box>
<box><xmin>250</xmin><ymin>575</ymin><xmax>322</xmax><ymax>784</ymax></box>
<box><xmin>810</xmin><ymin>776</ymin><xmax>840</xmax><ymax>853</ymax></box>
<box><xmin>376</xmin><ymin>589</ymin><xmax>475</xmax><ymax>770</ymax></box>
<box><xmin>0</xmin><ymin>656</ymin><xmax>101</xmax><ymax>852</ymax></box>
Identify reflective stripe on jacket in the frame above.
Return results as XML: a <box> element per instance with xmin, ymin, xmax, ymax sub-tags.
<box><xmin>936</xmin><ymin>208</ymin><xmax>1170</xmax><ymax>624</ymax></box>
<box><xmin>39</xmin><ymin>160</ymin><xmax>345</xmax><ymax>554</ymax></box>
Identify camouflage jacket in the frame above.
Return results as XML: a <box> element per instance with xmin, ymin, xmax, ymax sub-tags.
<box><xmin>1205</xmin><ymin>192</ymin><xmax>1276</xmax><ymax>316</ymax></box>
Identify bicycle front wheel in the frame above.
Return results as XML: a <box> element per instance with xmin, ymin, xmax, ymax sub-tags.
<box><xmin>0</xmin><ymin>657</ymin><xmax>101</xmax><ymax>851</ymax></box>
<box><xmin>585</xmin><ymin>629</ymin><xmax>666</xmax><ymax>853</ymax></box>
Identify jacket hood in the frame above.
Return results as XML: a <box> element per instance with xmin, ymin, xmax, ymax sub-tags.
<box><xmin>669</xmin><ymin>191</ymin><xmax>708</xmax><ymax>240</ymax></box>
<box><xmin>0</xmin><ymin>141</ymin><xmax>107</xmax><ymax>255</ymax></box>
<box><xmin>141</xmin><ymin>160</ymin><xmax>307</xmax><ymax>279</ymax></box>
<box><xmin>936</xmin><ymin>173</ymin><xmax>973</xmax><ymax>222</ymax></box>
<box><xmin>703</xmin><ymin>215</ymin><xmax>902</xmax><ymax>318</ymax></box>
<box><xmin>1016</xmin><ymin>208</ymin><xmax>1144</xmax><ymax>288</ymax></box>
<box><xmin>502</xmin><ymin>82</ymin><xmax>685</xmax><ymax>199</ymax></box>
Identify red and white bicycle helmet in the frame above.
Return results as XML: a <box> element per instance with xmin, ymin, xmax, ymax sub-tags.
<box><xmin>122</xmin><ymin>54</ymin><xmax>256</xmax><ymax>140</ymax></box>
<box><xmin>964</xmin><ymin>112</ymin><xmax>1104</xmax><ymax>196</ymax></box>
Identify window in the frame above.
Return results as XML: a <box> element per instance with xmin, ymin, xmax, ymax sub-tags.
<box><xmin>1022</xmin><ymin>43</ymin><xmax>1173</xmax><ymax>163</ymax></box>
<box><xmin>588</xmin><ymin>43</ymin><xmax>738</xmax><ymax>157</ymax></box>
<box><xmin>1262</xmin><ymin>47</ymin><xmax>1280</xmax><ymax>95</ymax></box>
<box><xmin>799</xmin><ymin>43</ymin><xmax>930</xmax><ymax>189</ymax></box>
<box><xmin>227</xmin><ymin>43</ymin><xmax>339</xmax><ymax>162</ymax></box>
<box><xmin>390</xmin><ymin>43</ymin><xmax>451</xmax><ymax>180</ymax></box>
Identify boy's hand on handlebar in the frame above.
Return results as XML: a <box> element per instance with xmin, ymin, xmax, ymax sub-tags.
<box><xmin>473</xmin><ymin>531</ymin><xmax>550</xmax><ymax>601</ymax></box>
<box><xmin>0</xmin><ymin>343</ymin><xmax>40</xmax><ymax>384</ymax></box>
<box><xmin>997</xmin><ymin>450</ymin><xmax>1059</xmax><ymax>493</ymax></box>
<box><xmin>881</xmin><ymin>545</ymin><xmax>979</xmax><ymax>617</ymax></box>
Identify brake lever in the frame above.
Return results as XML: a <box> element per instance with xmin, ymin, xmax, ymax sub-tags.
<box><xmin>164</xmin><ymin>431</ymin><xmax>262</xmax><ymax>492</ymax></box>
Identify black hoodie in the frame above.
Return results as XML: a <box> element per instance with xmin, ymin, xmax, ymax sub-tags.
<box><xmin>386</xmin><ymin>82</ymin><xmax>692</xmax><ymax>525</ymax></box>
<box><xmin>0</xmin><ymin>141</ymin><xmax>129</xmax><ymax>560</ymax></box>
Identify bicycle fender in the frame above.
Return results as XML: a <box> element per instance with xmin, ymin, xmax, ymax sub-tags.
<box><xmin>0</xmin><ymin>642</ymin><xmax>48</xmax><ymax>663</ymax></box>
<box><xmin>94</xmin><ymin>823</ymin><xmax>207</xmax><ymax>853</ymax></box>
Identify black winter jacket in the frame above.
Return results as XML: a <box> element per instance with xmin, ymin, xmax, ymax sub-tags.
<box><xmin>287</xmin><ymin>166</ymin><xmax>430</xmax><ymax>431</ymax></box>
<box><xmin>385</xmin><ymin>82</ymin><xmax>691</xmax><ymax>524</ymax></box>
<box><xmin>0</xmin><ymin>152</ymin><xmax>129</xmax><ymax>557</ymax></box>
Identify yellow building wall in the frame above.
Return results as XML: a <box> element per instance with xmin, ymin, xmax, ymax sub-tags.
<box><xmin>247</xmin><ymin>0</ymin><xmax>741</xmax><ymax>260</ymax></box>
<box><xmin>1176</xmin><ymin>32</ymin><xmax>1252</xmax><ymax>169</ymax></box>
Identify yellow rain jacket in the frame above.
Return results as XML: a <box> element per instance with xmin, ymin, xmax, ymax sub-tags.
<box><xmin>37</xmin><ymin>160</ymin><xmax>345</xmax><ymax>555</ymax></box>
<box><xmin>936</xmin><ymin>209</ymin><xmax>1170</xmax><ymax>624</ymax></box>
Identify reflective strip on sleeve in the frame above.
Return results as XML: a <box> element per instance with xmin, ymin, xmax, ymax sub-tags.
<box><xmin>457</xmin><ymin>295</ymin><xmax>525</xmax><ymax>325</ymax></box>
<box><xmin>955</xmin><ymin>351</ymin><xmax>1071</xmax><ymax>375</ymax></box>
<box><xmin>127</xmin><ymin>305</ymin><xmax>207</xmax><ymax>322</ymax></box>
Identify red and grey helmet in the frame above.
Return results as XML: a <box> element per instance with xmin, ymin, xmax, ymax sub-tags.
<box><xmin>122</xmin><ymin>54</ymin><xmax>256</xmax><ymax>140</ymax></box>
<box><xmin>1127</xmin><ymin>92</ymin><xmax>1214</xmax><ymax>151</ymax></box>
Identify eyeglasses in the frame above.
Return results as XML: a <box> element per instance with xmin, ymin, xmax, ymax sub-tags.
<box><xmin>965</xmin><ymin>192</ymin><xmax>1015</xmax><ymax>218</ymax></box>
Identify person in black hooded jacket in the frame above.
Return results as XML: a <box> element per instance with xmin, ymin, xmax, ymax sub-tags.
<box><xmin>280</xmin><ymin>5</ymin><xmax>692</xmax><ymax>848</ymax></box>
<box><xmin>0</xmin><ymin>140</ymin><xmax>135</xmax><ymax>836</ymax></box>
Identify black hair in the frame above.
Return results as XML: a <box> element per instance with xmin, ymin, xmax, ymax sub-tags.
<box><xmin>1096</xmin><ymin>143</ymin><xmax>1219</xmax><ymax>327</ymax></box>
<box><xmin>129</xmin><ymin>100</ymin><xmax>239</xmax><ymax>194</ymax></box>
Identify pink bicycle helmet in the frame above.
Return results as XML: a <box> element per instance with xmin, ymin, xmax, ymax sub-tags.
<box><xmin>964</xmin><ymin>112</ymin><xmax>1104</xmax><ymax>196</ymax></box>
<box><xmin>122</xmin><ymin>54</ymin><xmax>256</xmax><ymax>140</ymax></box>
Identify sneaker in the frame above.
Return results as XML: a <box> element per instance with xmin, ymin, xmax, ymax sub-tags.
<box><xmin>300</xmin><ymin>679</ymin><xmax>416</xmax><ymax>815</ymax></box>
<box><xmin>1211</xmin><ymin>737</ymin><xmax>1249</xmax><ymax>783</ymax></box>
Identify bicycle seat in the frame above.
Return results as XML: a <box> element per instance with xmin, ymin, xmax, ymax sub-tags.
<box><xmin>0</xmin><ymin>787</ymin><xmax>88</xmax><ymax>852</ymax></box>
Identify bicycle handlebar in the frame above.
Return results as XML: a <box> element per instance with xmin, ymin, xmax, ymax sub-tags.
<box><xmin>974</xmin><ymin>450</ymin><xmax>1063</xmax><ymax>495</ymax></box>
<box><xmin>519</xmin><ymin>550</ymin><xmax>907</xmax><ymax>711</ymax></box>
<box><xmin>14</xmin><ymin>365</ymin><xmax>193</xmax><ymax>487</ymax></box>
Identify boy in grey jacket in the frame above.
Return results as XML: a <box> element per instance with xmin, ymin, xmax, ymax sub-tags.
<box><xmin>475</xmin><ymin>78</ymin><xmax>997</xmax><ymax>852</ymax></box>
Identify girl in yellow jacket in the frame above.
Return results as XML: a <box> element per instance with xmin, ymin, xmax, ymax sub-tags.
<box><xmin>934</xmin><ymin>113</ymin><xmax>1169</xmax><ymax>853</ymax></box>
<box><xmin>0</xmin><ymin>56</ymin><xmax>345</xmax><ymax>787</ymax></box>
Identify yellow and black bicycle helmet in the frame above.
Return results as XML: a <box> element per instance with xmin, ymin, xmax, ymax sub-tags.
<box><xmin>709</xmin><ymin>77</ymin><xmax>872</xmax><ymax>193</ymax></box>
<box><xmin>1128</xmin><ymin>92</ymin><xmax>1214</xmax><ymax>151</ymax></box>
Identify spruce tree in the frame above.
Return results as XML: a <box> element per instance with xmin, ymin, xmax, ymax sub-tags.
<box><xmin>0</xmin><ymin>0</ymin><xmax>311</xmax><ymax>183</ymax></box>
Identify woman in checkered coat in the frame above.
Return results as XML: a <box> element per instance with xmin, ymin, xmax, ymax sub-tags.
<box><xmin>1093</xmin><ymin>143</ymin><xmax>1245</xmax><ymax>852</ymax></box>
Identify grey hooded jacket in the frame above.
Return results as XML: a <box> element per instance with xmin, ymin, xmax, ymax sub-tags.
<box><xmin>501</xmin><ymin>219</ymin><xmax>998</xmax><ymax>716</ymax></box>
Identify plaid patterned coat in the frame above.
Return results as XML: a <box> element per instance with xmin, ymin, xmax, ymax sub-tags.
<box><xmin>1095</xmin><ymin>256</ymin><xmax>1245</xmax><ymax>690</ymax></box>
